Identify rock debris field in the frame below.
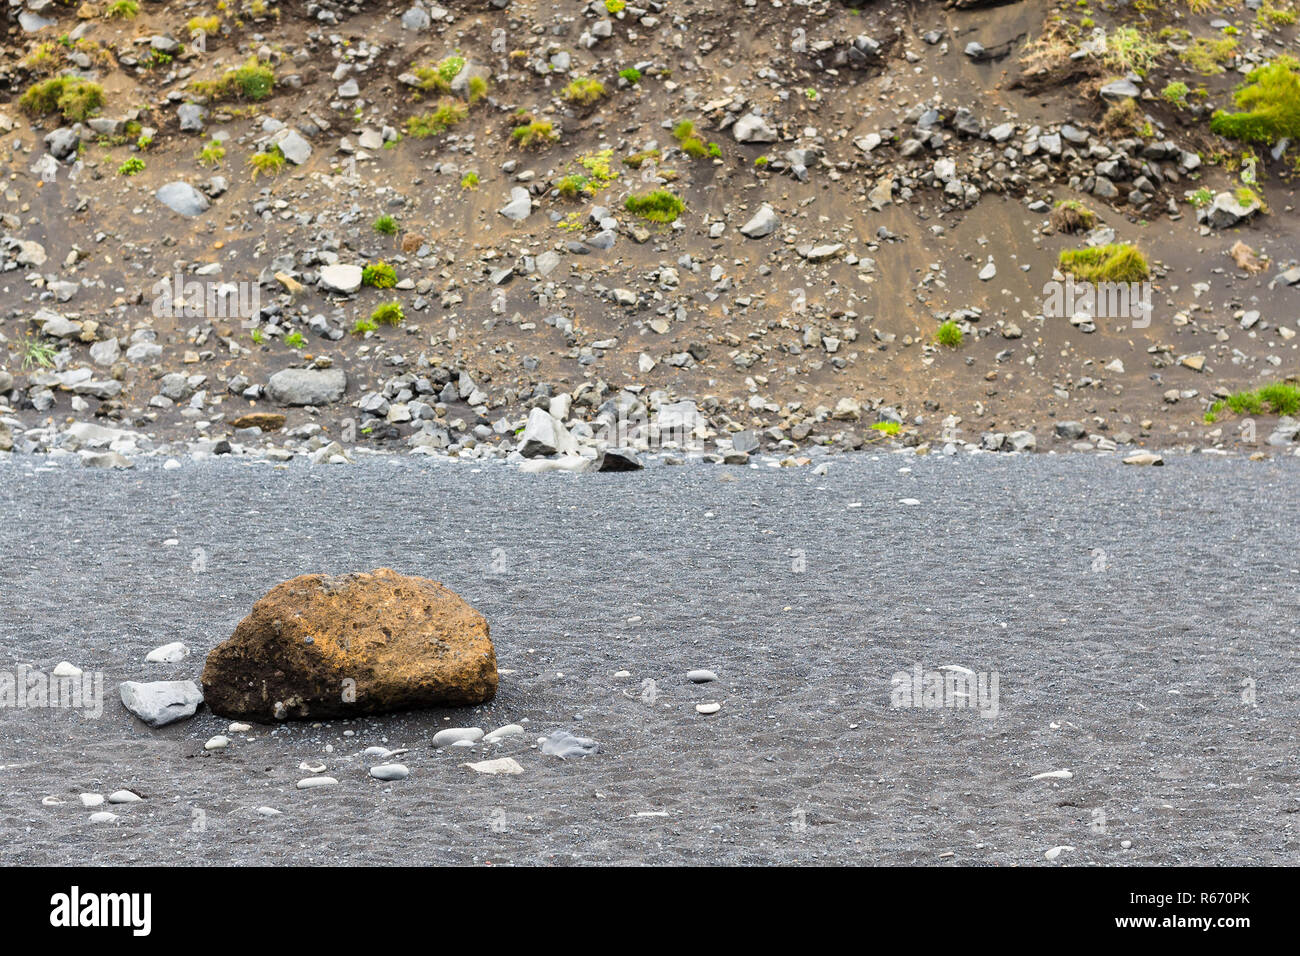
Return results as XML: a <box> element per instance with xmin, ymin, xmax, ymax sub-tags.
<box><xmin>1</xmin><ymin>451</ymin><xmax>1297</xmax><ymax>865</ymax></box>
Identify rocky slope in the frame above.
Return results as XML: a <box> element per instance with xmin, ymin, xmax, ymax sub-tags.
<box><xmin>2</xmin><ymin>0</ymin><xmax>1299</xmax><ymax>467</ymax></box>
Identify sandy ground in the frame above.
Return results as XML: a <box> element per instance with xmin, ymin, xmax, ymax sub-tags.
<box><xmin>1</xmin><ymin>450</ymin><xmax>1297</xmax><ymax>865</ymax></box>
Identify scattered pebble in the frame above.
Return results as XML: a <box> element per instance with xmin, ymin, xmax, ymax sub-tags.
<box><xmin>433</xmin><ymin>727</ymin><xmax>484</xmax><ymax>747</ymax></box>
<box><xmin>696</xmin><ymin>702</ymin><xmax>721</xmax><ymax>715</ymax></box>
<box><xmin>369</xmin><ymin>763</ymin><xmax>410</xmax><ymax>781</ymax></box>
<box><xmin>687</xmin><ymin>669</ymin><xmax>718</xmax><ymax>683</ymax></box>
<box><xmin>463</xmin><ymin>757</ymin><xmax>524</xmax><ymax>775</ymax></box>
<box><xmin>296</xmin><ymin>776</ymin><xmax>339</xmax><ymax>790</ymax></box>
<box><xmin>204</xmin><ymin>735</ymin><xmax>230</xmax><ymax>751</ymax></box>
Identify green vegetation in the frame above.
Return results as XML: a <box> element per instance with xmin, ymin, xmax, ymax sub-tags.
<box><xmin>512</xmin><ymin>118</ymin><xmax>559</xmax><ymax>148</ymax></box>
<box><xmin>623</xmin><ymin>189</ymin><xmax>684</xmax><ymax>223</ymax></box>
<box><xmin>20</xmin><ymin>75</ymin><xmax>104</xmax><ymax>122</ymax></box>
<box><xmin>117</xmin><ymin>156</ymin><xmax>145</xmax><ymax>176</ymax></box>
<box><xmin>20</xmin><ymin>43</ymin><xmax>60</xmax><ymax>75</ymax></box>
<box><xmin>555</xmin><ymin>174</ymin><xmax>592</xmax><ymax>199</ymax></box>
<box><xmin>870</xmin><ymin>421</ymin><xmax>902</xmax><ymax>436</ymax></box>
<box><xmin>622</xmin><ymin>148</ymin><xmax>660</xmax><ymax>169</ymax></box>
<box><xmin>605</xmin><ymin>0</ymin><xmax>626</xmax><ymax>11</ymax></box>
<box><xmin>405</xmin><ymin>99</ymin><xmax>468</xmax><ymax>137</ymax></box>
<box><xmin>412</xmin><ymin>56</ymin><xmax>466</xmax><ymax>95</ymax></box>
<box><xmin>1102</xmin><ymin>26</ymin><xmax>1165</xmax><ymax>74</ymax></box>
<box><xmin>372</xmin><ymin>214</ymin><xmax>398</xmax><ymax>235</ymax></box>
<box><xmin>371</xmin><ymin>301</ymin><xmax>405</xmax><ymax>326</ymax></box>
<box><xmin>934</xmin><ymin>321</ymin><xmax>963</xmax><ymax>349</ymax></box>
<box><xmin>460</xmin><ymin>171</ymin><xmax>480</xmax><ymax>190</ymax></box>
<box><xmin>1210</xmin><ymin>57</ymin><xmax>1300</xmax><ymax>145</ymax></box>
<box><xmin>22</xmin><ymin>338</ymin><xmax>58</xmax><ymax>370</ymax></box>
<box><xmin>351</xmin><ymin>318</ymin><xmax>378</xmax><ymax>336</ymax></box>
<box><xmin>284</xmin><ymin>331</ymin><xmax>306</xmax><ymax>349</ymax></box>
<box><xmin>672</xmin><ymin>119</ymin><xmax>720</xmax><ymax>159</ymax></box>
<box><xmin>191</xmin><ymin>57</ymin><xmax>275</xmax><ymax>102</ymax></box>
<box><xmin>1179</xmin><ymin>36</ymin><xmax>1238</xmax><ymax>74</ymax></box>
<box><xmin>187</xmin><ymin>15</ymin><xmax>221</xmax><ymax>35</ymax></box>
<box><xmin>104</xmin><ymin>0</ymin><xmax>139</xmax><ymax>19</ymax></box>
<box><xmin>1259</xmin><ymin>1</ymin><xmax>1298</xmax><ymax>25</ymax></box>
<box><xmin>619</xmin><ymin>68</ymin><xmax>642</xmax><ymax>85</ymax></box>
<box><xmin>1205</xmin><ymin>381</ymin><xmax>1300</xmax><ymax>422</ymax></box>
<box><xmin>563</xmin><ymin>77</ymin><xmax>607</xmax><ymax>106</ymax></box>
<box><xmin>247</xmin><ymin>145</ymin><xmax>286</xmax><ymax>179</ymax></box>
<box><xmin>362</xmin><ymin>261</ymin><xmax>397</xmax><ymax>289</ymax></box>
<box><xmin>198</xmin><ymin>139</ymin><xmax>226</xmax><ymax>167</ymax></box>
<box><xmin>1050</xmin><ymin>199</ymin><xmax>1097</xmax><ymax>233</ymax></box>
<box><xmin>467</xmin><ymin>75</ymin><xmax>488</xmax><ymax>103</ymax></box>
<box><xmin>1161</xmin><ymin>81</ymin><xmax>1190</xmax><ymax>106</ymax></box>
<box><xmin>1057</xmin><ymin>243</ymin><xmax>1150</xmax><ymax>282</ymax></box>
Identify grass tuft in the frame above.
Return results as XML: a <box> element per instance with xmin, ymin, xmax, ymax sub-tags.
<box><xmin>1210</xmin><ymin>57</ymin><xmax>1300</xmax><ymax>145</ymax></box>
<box><xmin>1058</xmin><ymin>243</ymin><xmax>1150</xmax><ymax>282</ymax></box>
<box><xmin>623</xmin><ymin>189</ymin><xmax>684</xmax><ymax>223</ymax></box>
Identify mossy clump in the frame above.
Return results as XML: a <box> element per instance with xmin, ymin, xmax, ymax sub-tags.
<box><xmin>412</xmin><ymin>56</ymin><xmax>466</xmax><ymax>95</ymax></box>
<box><xmin>563</xmin><ymin>77</ymin><xmax>607</xmax><ymax>106</ymax></box>
<box><xmin>554</xmin><ymin>174</ymin><xmax>592</xmax><ymax>199</ymax></box>
<box><xmin>351</xmin><ymin>317</ymin><xmax>378</xmax><ymax>336</ymax></box>
<box><xmin>20</xmin><ymin>75</ymin><xmax>105</xmax><ymax>122</ymax></box>
<box><xmin>623</xmin><ymin>189</ymin><xmax>684</xmax><ymax>223</ymax></box>
<box><xmin>187</xmin><ymin>15</ymin><xmax>220</xmax><ymax>35</ymax></box>
<box><xmin>1057</xmin><ymin>243</ymin><xmax>1150</xmax><ymax>283</ymax></box>
<box><xmin>1050</xmin><ymin>199</ymin><xmax>1097</xmax><ymax>233</ymax></box>
<box><xmin>405</xmin><ymin>99</ymin><xmax>468</xmax><ymax>137</ymax></box>
<box><xmin>512</xmin><ymin>118</ymin><xmax>559</xmax><ymax>148</ymax></box>
<box><xmin>247</xmin><ymin>145</ymin><xmax>286</xmax><ymax>179</ymax></box>
<box><xmin>1210</xmin><ymin>57</ymin><xmax>1300</xmax><ymax>145</ymax></box>
<box><xmin>371</xmin><ymin>301</ymin><xmax>405</xmax><ymax>326</ymax></box>
<box><xmin>622</xmin><ymin>148</ymin><xmax>660</xmax><ymax>169</ymax></box>
<box><xmin>198</xmin><ymin>139</ymin><xmax>226</xmax><ymax>167</ymax></box>
<box><xmin>104</xmin><ymin>0</ymin><xmax>140</xmax><ymax>19</ymax></box>
<box><xmin>672</xmin><ymin>119</ymin><xmax>720</xmax><ymax>159</ymax></box>
<box><xmin>1205</xmin><ymin>381</ymin><xmax>1300</xmax><ymax>422</ymax></box>
<box><xmin>619</xmin><ymin>67</ymin><xmax>642</xmax><ymax>85</ymax></box>
<box><xmin>934</xmin><ymin>320</ymin><xmax>963</xmax><ymax>349</ymax></box>
<box><xmin>1161</xmin><ymin>81</ymin><xmax>1190</xmax><ymax>106</ymax></box>
<box><xmin>117</xmin><ymin>156</ymin><xmax>145</xmax><ymax>176</ymax></box>
<box><xmin>362</xmin><ymin>261</ymin><xmax>398</xmax><ymax>289</ymax></box>
<box><xmin>1179</xmin><ymin>36</ymin><xmax>1239</xmax><ymax>74</ymax></box>
<box><xmin>460</xmin><ymin>171</ymin><xmax>480</xmax><ymax>190</ymax></box>
<box><xmin>372</xmin><ymin>214</ymin><xmax>398</xmax><ymax>235</ymax></box>
<box><xmin>191</xmin><ymin>57</ymin><xmax>276</xmax><ymax>102</ymax></box>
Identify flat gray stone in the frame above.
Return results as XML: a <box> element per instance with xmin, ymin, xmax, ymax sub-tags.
<box><xmin>156</xmin><ymin>182</ymin><xmax>210</xmax><ymax>217</ymax></box>
<box><xmin>120</xmin><ymin>680</ymin><xmax>203</xmax><ymax>727</ymax></box>
<box><xmin>266</xmin><ymin>367</ymin><xmax>348</xmax><ymax>406</ymax></box>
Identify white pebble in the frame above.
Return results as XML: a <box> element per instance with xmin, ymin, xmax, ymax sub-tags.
<box><xmin>41</xmin><ymin>796</ymin><xmax>65</xmax><ymax>807</ymax></box>
<box><xmin>1044</xmin><ymin>845</ymin><xmax>1074</xmax><ymax>860</ymax></box>
<box><xmin>256</xmin><ymin>806</ymin><xmax>282</xmax><ymax>817</ymax></box>
<box><xmin>369</xmin><ymin>763</ymin><xmax>410</xmax><ymax>781</ymax></box>
<box><xmin>433</xmin><ymin>727</ymin><xmax>484</xmax><ymax>747</ymax></box>
<box><xmin>107</xmin><ymin>789</ymin><xmax>142</xmax><ymax>804</ymax></box>
<box><xmin>52</xmin><ymin>661</ymin><xmax>82</xmax><ymax>677</ymax></box>
<box><xmin>146</xmin><ymin>641</ymin><xmax>188</xmax><ymax>664</ymax></box>
<box><xmin>696</xmin><ymin>702</ymin><xmax>721</xmax><ymax>715</ymax></box>
<box><xmin>484</xmin><ymin>723</ymin><xmax>524</xmax><ymax>743</ymax></box>
<box><xmin>687</xmin><ymin>669</ymin><xmax>718</xmax><ymax>683</ymax></box>
<box><xmin>298</xmin><ymin>761</ymin><xmax>326</xmax><ymax>773</ymax></box>
<box><xmin>204</xmin><ymin>735</ymin><xmax>230</xmax><ymax>751</ymax></box>
<box><xmin>228</xmin><ymin>722</ymin><xmax>251</xmax><ymax>733</ymax></box>
<box><xmin>296</xmin><ymin>776</ymin><xmax>338</xmax><ymax>790</ymax></box>
<box><xmin>88</xmin><ymin>811</ymin><xmax>119</xmax><ymax>824</ymax></box>
<box><xmin>1031</xmin><ymin>770</ymin><xmax>1073</xmax><ymax>780</ymax></box>
<box><xmin>79</xmin><ymin>793</ymin><xmax>103</xmax><ymax>807</ymax></box>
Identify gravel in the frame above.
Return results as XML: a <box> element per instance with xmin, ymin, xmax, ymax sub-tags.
<box><xmin>1</xmin><ymin>451</ymin><xmax>1297</xmax><ymax>864</ymax></box>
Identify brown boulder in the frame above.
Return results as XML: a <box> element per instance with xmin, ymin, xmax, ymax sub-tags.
<box><xmin>201</xmin><ymin>569</ymin><xmax>497</xmax><ymax>721</ymax></box>
<box><xmin>231</xmin><ymin>412</ymin><xmax>287</xmax><ymax>431</ymax></box>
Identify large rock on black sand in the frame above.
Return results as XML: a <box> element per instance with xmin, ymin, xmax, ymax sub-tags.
<box><xmin>201</xmin><ymin>569</ymin><xmax>497</xmax><ymax>721</ymax></box>
<box><xmin>120</xmin><ymin>680</ymin><xmax>204</xmax><ymax>727</ymax></box>
<box><xmin>265</xmin><ymin>367</ymin><xmax>347</xmax><ymax>406</ymax></box>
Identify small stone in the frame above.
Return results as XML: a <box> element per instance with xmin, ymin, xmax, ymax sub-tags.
<box><xmin>107</xmin><ymin>790</ymin><xmax>142</xmax><ymax>804</ymax></box>
<box><xmin>463</xmin><ymin>757</ymin><xmax>524</xmax><ymax>775</ymax></box>
<box><xmin>1031</xmin><ymin>769</ymin><xmax>1073</xmax><ymax>780</ymax></box>
<box><xmin>89</xmin><ymin>811</ymin><xmax>119</xmax><ymax>824</ymax></box>
<box><xmin>52</xmin><ymin>661</ymin><xmax>82</xmax><ymax>677</ymax></box>
<box><xmin>540</xmin><ymin>729</ymin><xmax>599</xmax><ymax>758</ymax></box>
<box><xmin>369</xmin><ymin>763</ymin><xmax>410</xmax><ymax>781</ymax></box>
<box><xmin>205</xmin><ymin>735</ymin><xmax>230</xmax><ymax>751</ymax></box>
<box><xmin>146</xmin><ymin>641</ymin><xmax>188</xmax><ymax>664</ymax></box>
<box><xmin>80</xmin><ymin>793</ymin><xmax>104</xmax><ymax>807</ymax></box>
<box><xmin>687</xmin><ymin>669</ymin><xmax>718</xmax><ymax>683</ymax></box>
<box><xmin>696</xmin><ymin>702</ymin><xmax>721</xmax><ymax>715</ymax></box>
<box><xmin>433</xmin><ymin>727</ymin><xmax>484</xmax><ymax>747</ymax></box>
<box><xmin>296</xmin><ymin>776</ymin><xmax>339</xmax><ymax>790</ymax></box>
<box><xmin>1122</xmin><ymin>452</ymin><xmax>1163</xmax><ymax>466</ymax></box>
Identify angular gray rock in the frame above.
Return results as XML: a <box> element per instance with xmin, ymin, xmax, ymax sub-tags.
<box><xmin>740</xmin><ymin>204</ymin><xmax>780</xmax><ymax>238</ymax></box>
<box><xmin>499</xmin><ymin>187</ymin><xmax>533</xmax><ymax>221</ymax></box>
<box><xmin>592</xmin><ymin>447</ymin><xmax>644</xmax><ymax>471</ymax></box>
<box><xmin>156</xmin><ymin>182</ymin><xmax>210</xmax><ymax>217</ymax></box>
<box><xmin>518</xmin><ymin>407</ymin><xmax>577</xmax><ymax>457</ymax></box>
<box><xmin>266</xmin><ymin>367</ymin><xmax>348</xmax><ymax>406</ymax></box>
<box><xmin>732</xmin><ymin>113</ymin><xmax>777</xmax><ymax>144</ymax></box>
<box><xmin>119</xmin><ymin>680</ymin><xmax>204</xmax><ymax>727</ymax></box>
